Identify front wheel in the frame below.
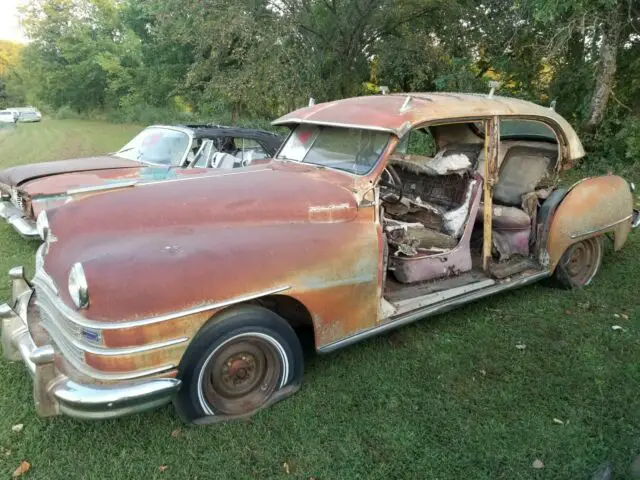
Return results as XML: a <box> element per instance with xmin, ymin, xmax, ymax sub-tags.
<box><xmin>554</xmin><ymin>237</ymin><xmax>603</xmax><ymax>288</ymax></box>
<box><xmin>174</xmin><ymin>306</ymin><xmax>304</xmax><ymax>424</ymax></box>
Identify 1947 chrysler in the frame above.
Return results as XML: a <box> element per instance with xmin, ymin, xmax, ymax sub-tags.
<box><xmin>1</xmin><ymin>93</ymin><xmax>638</xmax><ymax>423</ymax></box>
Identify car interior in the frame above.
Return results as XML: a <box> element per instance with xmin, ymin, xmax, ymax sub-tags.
<box><xmin>190</xmin><ymin>136</ymin><xmax>269</xmax><ymax>168</ymax></box>
<box><xmin>379</xmin><ymin>119</ymin><xmax>561</xmax><ymax>316</ymax></box>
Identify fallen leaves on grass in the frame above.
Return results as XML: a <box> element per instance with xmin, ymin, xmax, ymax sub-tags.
<box><xmin>283</xmin><ymin>462</ymin><xmax>291</xmax><ymax>474</ymax></box>
<box><xmin>621</xmin><ymin>313</ymin><xmax>629</xmax><ymax>320</ymax></box>
<box><xmin>553</xmin><ymin>418</ymin><xmax>564</xmax><ymax>425</ymax></box>
<box><xmin>532</xmin><ymin>459</ymin><xmax>544</xmax><ymax>469</ymax></box>
<box><xmin>170</xmin><ymin>428</ymin><xmax>181</xmax><ymax>438</ymax></box>
<box><xmin>11</xmin><ymin>424</ymin><xmax>23</xmax><ymax>433</ymax></box>
<box><xmin>12</xmin><ymin>461</ymin><xmax>30</xmax><ymax>478</ymax></box>
<box><xmin>159</xmin><ymin>465</ymin><xmax>168</xmax><ymax>473</ymax></box>
<box><xmin>515</xmin><ymin>343</ymin><xmax>526</xmax><ymax>350</ymax></box>
<box><xmin>611</xmin><ymin>325</ymin><xmax>626</xmax><ymax>332</ymax></box>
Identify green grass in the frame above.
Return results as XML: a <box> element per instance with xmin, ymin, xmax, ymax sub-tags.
<box><xmin>0</xmin><ymin>120</ymin><xmax>639</xmax><ymax>479</ymax></box>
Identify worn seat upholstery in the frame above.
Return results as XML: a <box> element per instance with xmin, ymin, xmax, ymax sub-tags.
<box><xmin>493</xmin><ymin>147</ymin><xmax>553</xmax><ymax>206</ymax></box>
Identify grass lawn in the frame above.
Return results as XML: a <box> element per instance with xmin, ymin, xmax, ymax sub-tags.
<box><xmin>0</xmin><ymin>119</ymin><xmax>639</xmax><ymax>479</ymax></box>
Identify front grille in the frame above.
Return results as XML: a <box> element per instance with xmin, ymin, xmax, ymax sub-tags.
<box><xmin>32</xmin><ymin>269</ymin><xmax>102</xmax><ymax>367</ymax></box>
<box><xmin>10</xmin><ymin>188</ymin><xmax>23</xmax><ymax>210</ymax></box>
<box><xmin>37</xmin><ymin>297</ymin><xmax>85</xmax><ymax>364</ymax></box>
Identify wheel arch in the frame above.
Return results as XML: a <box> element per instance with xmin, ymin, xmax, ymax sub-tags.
<box><xmin>539</xmin><ymin>176</ymin><xmax>633</xmax><ymax>272</ymax></box>
<box><xmin>190</xmin><ymin>295</ymin><xmax>316</xmax><ymax>351</ymax></box>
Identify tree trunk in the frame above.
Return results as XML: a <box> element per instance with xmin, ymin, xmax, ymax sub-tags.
<box><xmin>584</xmin><ymin>8</ymin><xmax>621</xmax><ymax>132</ymax></box>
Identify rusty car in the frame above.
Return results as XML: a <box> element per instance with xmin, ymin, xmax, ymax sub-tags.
<box><xmin>0</xmin><ymin>124</ymin><xmax>283</xmax><ymax>238</ymax></box>
<box><xmin>1</xmin><ymin>93</ymin><xmax>638</xmax><ymax>423</ymax></box>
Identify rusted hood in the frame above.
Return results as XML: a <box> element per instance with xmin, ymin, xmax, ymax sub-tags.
<box><xmin>43</xmin><ymin>162</ymin><xmax>361</xmax><ymax>318</ymax></box>
<box><xmin>47</xmin><ymin>162</ymin><xmax>358</xmax><ymax>237</ymax></box>
<box><xmin>0</xmin><ymin>156</ymin><xmax>140</xmax><ymax>187</ymax></box>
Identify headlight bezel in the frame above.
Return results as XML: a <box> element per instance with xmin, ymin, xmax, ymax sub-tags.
<box><xmin>68</xmin><ymin>262</ymin><xmax>89</xmax><ymax>309</ymax></box>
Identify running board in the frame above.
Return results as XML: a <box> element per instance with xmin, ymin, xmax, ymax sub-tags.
<box><xmin>318</xmin><ymin>271</ymin><xmax>550</xmax><ymax>353</ymax></box>
<box><xmin>392</xmin><ymin>279</ymin><xmax>496</xmax><ymax>317</ymax></box>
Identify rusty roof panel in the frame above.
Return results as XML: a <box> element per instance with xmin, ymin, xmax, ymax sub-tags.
<box><xmin>273</xmin><ymin>93</ymin><xmax>585</xmax><ymax>160</ymax></box>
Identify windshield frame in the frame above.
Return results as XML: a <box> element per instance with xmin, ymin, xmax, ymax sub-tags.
<box><xmin>113</xmin><ymin>125</ymin><xmax>195</xmax><ymax>167</ymax></box>
<box><xmin>275</xmin><ymin>124</ymin><xmax>391</xmax><ymax>177</ymax></box>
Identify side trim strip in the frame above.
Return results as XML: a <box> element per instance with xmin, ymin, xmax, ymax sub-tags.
<box><xmin>318</xmin><ymin>271</ymin><xmax>550</xmax><ymax>353</ymax></box>
<box><xmin>137</xmin><ymin>168</ymin><xmax>272</xmax><ymax>187</ymax></box>
<box><xmin>37</xmin><ymin>298</ymin><xmax>189</xmax><ymax>355</ymax></box>
<box><xmin>569</xmin><ymin>215</ymin><xmax>632</xmax><ymax>239</ymax></box>
<box><xmin>32</xmin><ymin>276</ymin><xmax>290</xmax><ymax>330</ymax></box>
<box><xmin>67</xmin><ymin>181</ymin><xmax>138</xmax><ymax>195</ymax></box>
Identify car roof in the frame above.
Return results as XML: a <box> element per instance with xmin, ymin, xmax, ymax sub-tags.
<box><xmin>272</xmin><ymin>93</ymin><xmax>585</xmax><ymax>160</ymax></box>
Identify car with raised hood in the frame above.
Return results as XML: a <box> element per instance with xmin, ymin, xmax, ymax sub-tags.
<box><xmin>0</xmin><ymin>124</ymin><xmax>283</xmax><ymax>238</ymax></box>
<box><xmin>1</xmin><ymin>93</ymin><xmax>638</xmax><ymax>423</ymax></box>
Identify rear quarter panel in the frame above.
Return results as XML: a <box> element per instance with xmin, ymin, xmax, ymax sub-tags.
<box><xmin>547</xmin><ymin>175</ymin><xmax>633</xmax><ymax>271</ymax></box>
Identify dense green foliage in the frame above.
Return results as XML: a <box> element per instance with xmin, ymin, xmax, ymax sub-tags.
<box><xmin>1</xmin><ymin>0</ymin><xmax>639</xmax><ymax>171</ymax></box>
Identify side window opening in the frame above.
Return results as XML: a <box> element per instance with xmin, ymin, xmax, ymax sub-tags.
<box><xmin>395</xmin><ymin>128</ymin><xmax>437</xmax><ymax>157</ymax></box>
<box><xmin>235</xmin><ymin>138</ymin><xmax>268</xmax><ymax>164</ymax></box>
<box><xmin>192</xmin><ymin>139</ymin><xmax>216</xmax><ymax>168</ymax></box>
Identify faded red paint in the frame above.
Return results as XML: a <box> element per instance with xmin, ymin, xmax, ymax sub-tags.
<box><xmin>31</xmin><ymin>93</ymin><xmax>634</xmax><ymax>381</ymax></box>
<box><xmin>273</xmin><ymin>93</ymin><xmax>585</xmax><ymax>161</ymax></box>
<box><xmin>39</xmin><ymin>161</ymin><xmax>380</xmax><ymax>370</ymax></box>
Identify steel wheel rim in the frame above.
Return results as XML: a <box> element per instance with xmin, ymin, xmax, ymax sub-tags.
<box><xmin>202</xmin><ymin>337</ymin><xmax>281</xmax><ymax>415</ymax></box>
<box><xmin>564</xmin><ymin>239</ymin><xmax>599</xmax><ymax>286</ymax></box>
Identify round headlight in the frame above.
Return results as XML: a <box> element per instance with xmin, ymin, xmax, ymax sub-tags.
<box><xmin>68</xmin><ymin>262</ymin><xmax>89</xmax><ymax>309</ymax></box>
<box><xmin>36</xmin><ymin>210</ymin><xmax>49</xmax><ymax>241</ymax></box>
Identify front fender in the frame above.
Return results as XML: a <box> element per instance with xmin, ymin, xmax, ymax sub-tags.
<box><xmin>545</xmin><ymin>175</ymin><xmax>634</xmax><ymax>271</ymax></box>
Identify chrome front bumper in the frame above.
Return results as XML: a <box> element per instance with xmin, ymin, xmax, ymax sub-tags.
<box><xmin>0</xmin><ymin>267</ymin><xmax>181</xmax><ymax>420</ymax></box>
<box><xmin>0</xmin><ymin>200</ymin><xmax>38</xmax><ymax>239</ymax></box>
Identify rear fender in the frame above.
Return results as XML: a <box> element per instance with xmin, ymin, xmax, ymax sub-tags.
<box><xmin>542</xmin><ymin>175</ymin><xmax>633</xmax><ymax>271</ymax></box>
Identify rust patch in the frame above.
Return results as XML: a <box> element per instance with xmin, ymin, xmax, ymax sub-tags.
<box><xmin>546</xmin><ymin>175</ymin><xmax>633</xmax><ymax>270</ymax></box>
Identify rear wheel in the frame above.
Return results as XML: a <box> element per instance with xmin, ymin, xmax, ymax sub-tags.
<box><xmin>554</xmin><ymin>237</ymin><xmax>603</xmax><ymax>288</ymax></box>
<box><xmin>174</xmin><ymin>306</ymin><xmax>303</xmax><ymax>423</ymax></box>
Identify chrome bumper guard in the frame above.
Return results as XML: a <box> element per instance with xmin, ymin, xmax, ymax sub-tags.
<box><xmin>0</xmin><ymin>200</ymin><xmax>38</xmax><ymax>239</ymax></box>
<box><xmin>633</xmin><ymin>209</ymin><xmax>640</xmax><ymax>230</ymax></box>
<box><xmin>0</xmin><ymin>267</ymin><xmax>181</xmax><ymax>420</ymax></box>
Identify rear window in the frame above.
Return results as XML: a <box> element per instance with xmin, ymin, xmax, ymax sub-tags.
<box><xmin>474</xmin><ymin>119</ymin><xmax>557</xmax><ymax>142</ymax></box>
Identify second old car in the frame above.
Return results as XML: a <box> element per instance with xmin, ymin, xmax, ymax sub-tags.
<box><xmin>0</xmin><ymin>124</ymin><xmax>283</xmax><ymax>238</ymax></box>
<box><xmin>1</xmin><ymin>93</ymin><xmax>638</xmax><ymax>423</ymax></box>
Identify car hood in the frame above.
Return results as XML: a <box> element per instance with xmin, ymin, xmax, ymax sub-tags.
<box><xmin>47</xmin><ymin>161</ymin><xmax>358</xmax><ymax>239</ymax></box>
<box><xmin>43</xmin><ymin>162</ymin><xmax>361</xmax><ymax>315</ymax></box>
<box><xmin>0</xmin><ymin>155</ymin><xmax>141</xmax><ymax>187</ymax></box>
